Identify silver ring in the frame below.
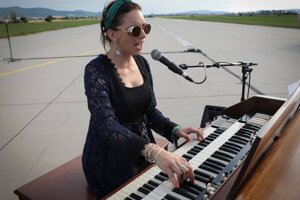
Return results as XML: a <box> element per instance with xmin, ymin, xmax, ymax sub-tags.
<box><xmin>179</xmin><ymin>164</ymin><xmax>185</xmax><ymax>171</ymax></box>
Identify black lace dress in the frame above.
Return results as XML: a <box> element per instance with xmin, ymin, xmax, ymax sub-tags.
<box><xmin>82</xmin><ymin>54</ymin><xmax>178</xmax><ymax>198</ymax></box>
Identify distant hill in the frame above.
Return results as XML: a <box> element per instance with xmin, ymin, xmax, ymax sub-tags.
<box><xmin>0</xmin><ymin>6</ymin><xmax>101</xmax><ymax>18</ymax></box>
<box><xmin>162</xmin><ymin>9</ymin><xmax>300</xmax><ymax>16</ymax></box>
<box><xmin>175</xmin><ymin>10</ymin><xmax>231</xmax><ymax>15</ymax></box>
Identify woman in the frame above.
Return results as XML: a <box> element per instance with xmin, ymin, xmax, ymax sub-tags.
<box><xmin>82</xmin><ymin>0</ymin><xmax>205</xmax><ymax>198</ymax></box>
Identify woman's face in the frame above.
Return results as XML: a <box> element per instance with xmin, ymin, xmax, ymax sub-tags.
<box><xmin>114</xmin><ymin>9</ymin><xmax>148</xmax><ymax>55</ymax></box>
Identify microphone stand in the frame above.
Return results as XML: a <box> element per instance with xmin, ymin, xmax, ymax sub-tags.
<box><xmin>179</xmin><ymin>59</ymin><xmax>257</xmax><ymax>102</ymax></box>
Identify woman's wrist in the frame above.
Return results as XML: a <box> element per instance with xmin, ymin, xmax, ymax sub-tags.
<box><xmin>143</xmin><ymin>143</ymin><xmax>164</xmax><ymax>163</ymax></box>
<box><xmin>172</xmin><ymin>125</ymin><xmax>181</xmax><ymax>137</ymax></box>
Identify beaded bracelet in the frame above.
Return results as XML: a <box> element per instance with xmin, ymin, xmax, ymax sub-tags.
<box><xmin>145</xmin><ymin>144</ymin><xmax>157</xmax><ymax>163</ymax></box>
<box><xmin>153</xmin><ymin>147</ymin><xmax>164</xmax><ymax>163</ymax></box>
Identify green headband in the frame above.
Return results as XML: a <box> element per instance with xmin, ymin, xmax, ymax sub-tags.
<box><xmin>104</xmin><ymin>0</ymin><xmax>131</xmax><ymax>29</ymax></box>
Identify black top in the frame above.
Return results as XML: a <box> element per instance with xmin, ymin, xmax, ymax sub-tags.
<box><xmin>124</xmin><ymin>82</ymin><xmax>151</xmax><ymax>123</ymax></box>
<box><xmin>82</xmin><ymin>54</ymin><xmax>179</xmax><ymax>198</ymax></box>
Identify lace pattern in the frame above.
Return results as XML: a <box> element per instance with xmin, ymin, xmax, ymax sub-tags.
<box><xmin>82</xmin><ymin>54</ymin><xmax>178</xmax><ymax>198</ymax></box>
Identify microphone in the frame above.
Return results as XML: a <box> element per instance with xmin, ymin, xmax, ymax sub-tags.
<box><xmin>151</xmin><ymin>49</ymin><xmax>193</xmax><ymax>82</ymax></box>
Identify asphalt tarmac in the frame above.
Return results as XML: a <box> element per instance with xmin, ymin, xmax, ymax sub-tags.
<box><xmin>0</xmin><ymin>18</ymin><xmax>299</xmax><ymax>199</ymax></box>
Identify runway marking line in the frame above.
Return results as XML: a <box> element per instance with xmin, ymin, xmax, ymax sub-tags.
<box><xmin>0</xmin><ymin>49</ymin><xmax>100</xmax><ymax>77</ymax></box>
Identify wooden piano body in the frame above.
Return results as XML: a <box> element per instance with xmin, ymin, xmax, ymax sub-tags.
<box><xmin>107</xmin><ymin>84</ymin><xmax>300</xmax><ymax>200</ymax></box>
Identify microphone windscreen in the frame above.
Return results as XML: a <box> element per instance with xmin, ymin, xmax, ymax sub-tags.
<box><xmin>151</xmin><ymin>49</ymin><xmax>162</xmax><ymax>60</ymax></box>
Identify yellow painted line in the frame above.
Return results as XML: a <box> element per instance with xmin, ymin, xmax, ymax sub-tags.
<box><xmin>0</xmin><ymin>49</ymin><xmax>100</xmax><ymax>77</ymax></box>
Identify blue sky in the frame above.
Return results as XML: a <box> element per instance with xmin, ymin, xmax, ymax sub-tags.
<box><xmin>0</xmin><ymin>0</ymin><xmax>300</xmax><ymax>14</ymax></box>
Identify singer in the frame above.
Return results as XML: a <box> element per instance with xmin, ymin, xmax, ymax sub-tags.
<box><xmin>82</xmin><ymin>0</ymin><xmax>204</xmax><ymax>198</ymax></box>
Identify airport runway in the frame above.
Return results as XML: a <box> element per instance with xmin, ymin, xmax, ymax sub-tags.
<box><xmin>0</xmin><ymin>18</ymin><xmax>299</xmax><ymax>199</ymax></box>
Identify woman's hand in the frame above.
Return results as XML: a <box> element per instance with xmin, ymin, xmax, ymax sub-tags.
<box><xmin>175</xmin><ymin>127</ymin><xmax>205</xmax><ymax>142</ymax></box>
<box><xmin>142</xmin><ymin>144</ymin><xmax>194</xmax><ymax>188</ymax></box>
<box><xmin>153</xmin><ymin>146</ymin><xmax>194</xmax><ymax>188</ymax></box>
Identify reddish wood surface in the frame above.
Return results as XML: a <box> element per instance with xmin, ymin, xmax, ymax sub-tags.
<box><xmin>235</xmin><ymin>110</ymin><xmax>300</xmax><ymax>200</ymax></box>
<box><xmin>14</xmin><ymin>138</ymin><xmax>169</xmax><ymax>200</ymax></box>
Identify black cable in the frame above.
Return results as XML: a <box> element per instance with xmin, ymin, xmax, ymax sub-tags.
<box><xmin>192</xmin><ymin>62</ymin><xmax>207</xmax><ymax>84</ymax></box>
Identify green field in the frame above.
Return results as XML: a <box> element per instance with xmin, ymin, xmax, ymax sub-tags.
<box><xmin>1</xmin><ymin>15</ymin><xmax>299</xmax><ymax>38</ymax></box>
<box><xmin>0</xmin><ymin>19</ymin><xmax>100</xmax><ymax>38</ymax></box>
<box><xmin>164</xmin><ymin>15</ymin><xmax>300</xmax><ymax>29</ymax></box>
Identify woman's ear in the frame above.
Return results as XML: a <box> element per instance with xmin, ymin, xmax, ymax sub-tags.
<box><xmin>106</xmin><ymin>29</ymin><xmax>118</xmax><ymax>43</ymax></box>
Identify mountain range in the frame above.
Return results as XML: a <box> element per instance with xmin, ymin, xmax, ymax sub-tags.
<box><xmin>0</xmin><ymin>6</ymin><xmax>100</xmax><ymax>18</ymax></box>
<box><xmin>0</xmin><ymin>6</ymin><xmax>299</xmax><ymax>18</ymax></box>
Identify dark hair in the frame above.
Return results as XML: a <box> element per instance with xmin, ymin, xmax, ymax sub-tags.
<box><xmin>100</xmin><ymin>1</ymin><xmax>141</xmax><ymax>52</ymax></box>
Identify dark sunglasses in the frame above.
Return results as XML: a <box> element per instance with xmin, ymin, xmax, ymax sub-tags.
<box><xmin>114</xmin><ymin>23</ymin><xmax>151</xmax><ymax>37</ymax></box>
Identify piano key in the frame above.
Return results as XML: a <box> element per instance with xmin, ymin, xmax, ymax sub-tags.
<box><xmin>229</xmin><ymin>137</ymin><xmax>247</xmax><ymax>146</ymax></box>
<box><xmin>164</xmin><ymin>193</ymin><xmax>182</xmax><ymax>200</ymax></box>
<box><xmin>143</xmin><ymin>181</ymin><xmax>190</xmax><ymax>200</ymax></box>
<box><xmin>148</xmin><ymin>180</ymin><xmax>160</xmax><ymax>187</ymax></box>
<box><xmin>129</xmin><ymin>192</ymin><xmax>142</xmax><ymax>200</ymax></box>
<box><xmin>137</xmin><ymin>186</ymin><xmax>150</xmax><ymax>195</ymax></box>
<box><xmin>231</xmin><ymin>135</ymin><xmax>249</xmax><ymax>143</ymax></box>
<box><xmin>109</xmin><ymin>120</ymin><xmax>249</xmax><ymax>199</ymax></box>
<box><xmin>217</xmin><ymin>148</ymin><xmax>238</xmax><ymax>158</ymax></box>
<box><xmin>172</xmin><ymin>187</ymin><xmax>198</xmax><ymax>199</ymax></box>
<box><xmin>110</xmin><ymin>189</ymin><xmax>129</xmax><ymax>199</ymax></box>
<box><xmin>204</xmin><ymin>159</ymin><xmax>225</xmax><ymax>170</ymax></box>
<box><xmin>125</xmin><ymin>197</ymin><xmax>133</xmax><ymax>200</ymax></box>
<box><xmin>225</xmin><ymin>141</ymin><xmax>244</xmax><ymax>150</ymax></box>
<box><xmin>206</xmin><ymin>157</ymin><xmax>227</xmax><ymax>167</ymax></box>
<box><xmin>180</xmin><ymin>183</ymin><xmax>202</xmax><ymax>196</ymax></box>
<box><xmin>194</xmin><ymin>173</ymin><xmax>210</xmax><ymax>184</ymax></box>
<box><xmin>182</xmin><ymin>154</ymin><xmax>193</xmax><ymax>161</ymax></box>
<box><xmin>220</xmin><ymin>146</ymin><xmax>239</xmax><ymax>155</ymax></box>
<box><xmin>199</xmin><ymin>164</ymin><xmax>220</xmax><ymax>175</ymax></box>
<box><xmin>143</xmin><ymin>183</ymin><xmax>156</xmax><ymax>191</ymax></box>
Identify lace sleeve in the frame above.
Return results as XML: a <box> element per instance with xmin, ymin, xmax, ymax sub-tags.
<box><xmin>84</xmin><ymin>62</ymin><xmax>148</xmax><ymax>163</ymax></box>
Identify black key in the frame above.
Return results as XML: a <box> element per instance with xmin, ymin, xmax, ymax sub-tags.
<box><xmin>194</xmin><ymin>169</ymin><xmax>214</xmax><ymax>180</ymax></box>
<box><xmin>207</xmin><ymin>158</ymin><xmax>226</xmax><ymax>168</ymax></box>
<box><xmin>205</xmin><ymin>136</ymin><xmax>215</xmax><ymax>142</ymax></box>
<box><xmin>194</xmin><ymin>173</ymin><xmax>210</xmax><ymax>184</ymax></box>
<box><xmin>164</xmin><ymin>194</ymin><xmax>181</xmax><ymax>200</ymax></box>
<box><xmin>148</xmin><ymin>180</ymin><xmax>160</xmax><ymax>187</ymax></box>
<box><xmin>182</xmin><ymin>154</ymin><xmax>193</xmax><ymax>161</ymax></box>
<box><xmin>231</xmin><ymin>135</ymin><xmax>248</xmax><ymax>144</ymax></box>
<box><xmin>198</xmin><ymin>140</ymin><xmax>210</xmax><ymax>147</ymax></box>
<box><xmin>183</xmin><ymin>181</ymin><xmax>205</xmax><ymax>192</ymax></box>
<box><xmin>205</xmin><ymin>159</ymin><xmax>225</xmax><ymax>171</ymax></box>
<box><xmin>225</xmin><ymin>141</ymin><xmax>244</xmax><ymax>149</ymax></box>
<box><xmin>212</xmin><ymin>152</ymin><xmax>231</xmax><ymax>162</ymax></box>
<box><xmin>216</xmin><ymin>150</ymin><xmax>234</xmax><ymax>159</ymax></box>
<box><xmin>155</xmin><ymin>174</ymin><xmax>167</xmax><ymax>182</ymax></box>
<box><xmin>210</xmin><ymin>133</ymin><xmax>220</xmax><ymax>138</ymax></box>
<box><xmin>220</xmin><ymin>146</ymin><xmax>239</xmax><ymax>155</ymax></box>
<box><xmin>180</xmin><ymin>182</ymin><xmax>202</xmax><ymax>195</ymax></box>
<box><xmin>160</xmin><ymin>171</ymin><xmax>168</xmax><ymax>178</ymax></box>
<box><xmin>187</xmin><ymin>149</ymin><xmax>199</xmax><ymax>156</ymax></box>
<box><xmin>235</xmin><ymin>132</ymin><xmax>252</xmax><ymax>139</ymax></box>
<box><xmin>193</xmin><ymin>145</ymin><xmax>203</xmax><ymax>151</ymax></box>
<box><xmin>143</xmin><ymin>183</ymin><xmax>155</xmax><ymax>191</ymax></box>
<box><xmin>214</xmin><ymin>129</ymin><xmax>224</xmax><ymax>134</ymax></box>
<box><xmin>229</xmin><ymin>137</ymin><xmax>247</xmax><ymax>146</ymax></box>
<box><xmin>223</xmin><ymin>143</ymin><xmax>242</xmax><ymax>153</ymax></box>
<box><xmin>124</xmin><ymin>197</ymin><xmax>133</xmax><ymax>200</ymax></box>
<box><xmin>129</xmin><ymin>193</ymin><xmax>142</xmax><ymax>200</ymax></box>
<box><xmin>172</xmin><ymin>187</ymin><xmax>197</xmax><ymax>199</ymax></box>
<box><xmin>240</xmin><ymin>127</ymin><xmax>255</xmax><ymax>133</ymax></box>
<box><xmin>191</xmin><ymin>147</ymin><xmax>201</xmax><ymax>153</ymax></box>
<box><xmin>199</xmin><ymin>164</ymin><xmax>220</xmax><ymax>175</ymax></box>
<box><xmin>138</xmin><ymin>187</ymin><xmax>150</xmax><ymax>195</ymax></box>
